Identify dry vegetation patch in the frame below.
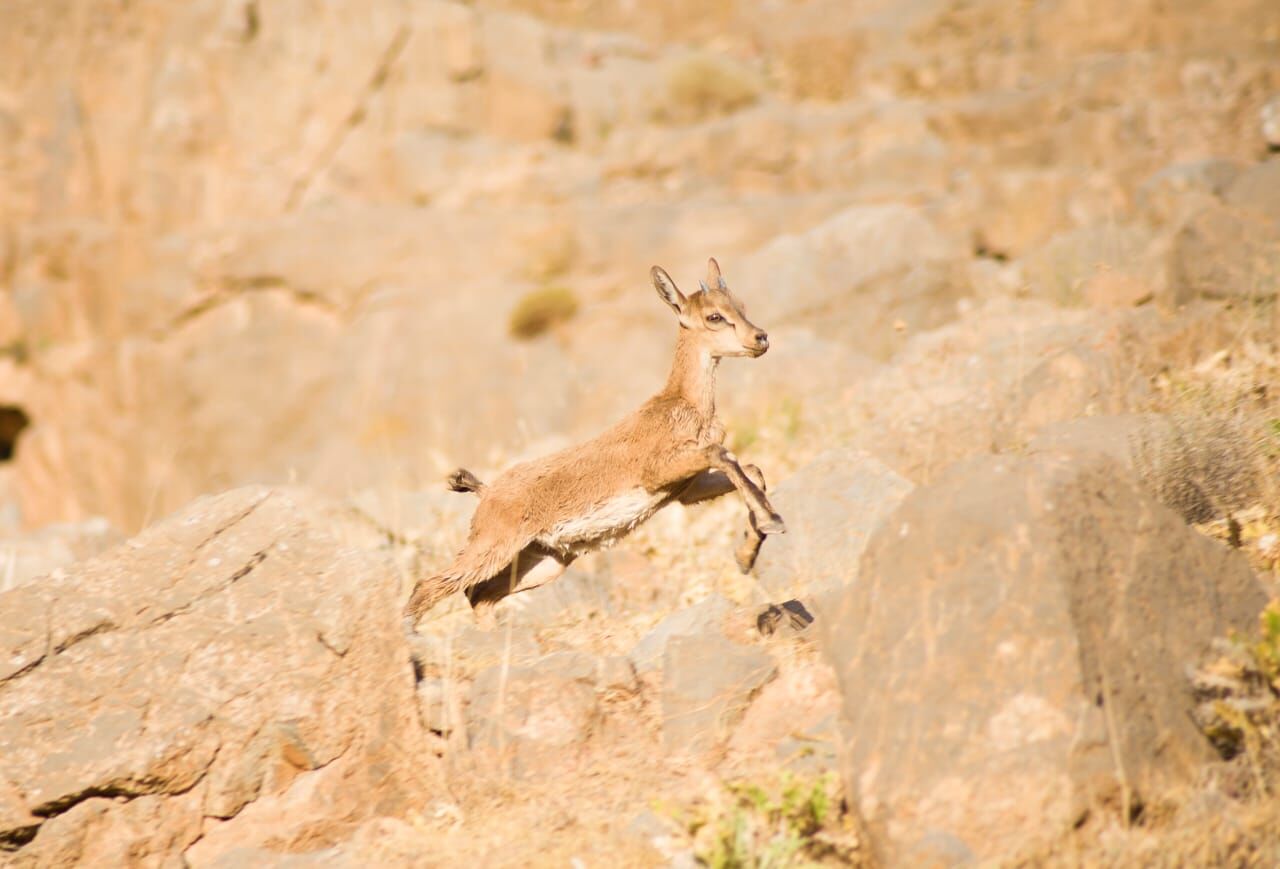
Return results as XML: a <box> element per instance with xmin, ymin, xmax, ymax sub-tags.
<box><xmin>654</xmin><ymin>51</ymin><xmax>763</xmax><ymax>124</ymax></box>
<box><xmin>508</xmin><ymin>285</ymin><xmax>581</xmax><ymax>340</ymax></box>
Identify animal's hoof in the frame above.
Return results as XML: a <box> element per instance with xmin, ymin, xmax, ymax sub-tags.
<box><xmin>757</xmin><ymin>515</ymin><xmax>786</xmax><ymax>535</ymax></box>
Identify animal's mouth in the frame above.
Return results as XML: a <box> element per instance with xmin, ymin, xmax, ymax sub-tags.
<box><xmin>748</xmin><ymin>345</ymin><xmax>768</xmax><ymax>357</ymax></box>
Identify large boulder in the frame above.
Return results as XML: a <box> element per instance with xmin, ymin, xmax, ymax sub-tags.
<box><xmin>0</xmin><ymin>486</ymin><xmax>434</xmax><ymax>865</ymax></box>
<box><xmin>818</xmin><ymin>452</ymin><xmax>1265</xmax><ymax>863</ymax></box>
<box><xmin>1028</xmin><ymin>413</ymin><xmax>1263</xmax><ymax>524</ymax></box>
<box><xmin>735</xmin><ymin>203</ymin><xmax>969</xmax><ymax>360</ymax></box>
<box><xmin>846</xmin><ymin>300</ymin><xmax>1144</xmax><ymax>481</ymax></box>
<box><xmin>628</xmin><ymin>593</ymin><xmax>732</xmax><ymax>674</ymax></box>
<box><xmin>1018</xmin><ymin>224</ymin><xmax>1161</xmax><ymax>307</ymax></box>
<box><xmin>1168</xmin><ymin>161</ymin><xmax>1280</xmax><ymax>304</ymax></box>
<box><xmin>661</xmin><ymin>633</ymin><xmax>776</xmax><ymax>755</ymax></box>
<box><xmin>752</xmin><ymin>448</ymin><xmax>913</xmax><ymax>599</ymax></box>
<box><xmin>0</xmin><ymin>517</ymin><xmax>122</xmax><ymax>594</ymax></box>
<box><xmin>466</xmin><ymin>650</ymin><xmax>636</xmax><ymax>776</ymax></box>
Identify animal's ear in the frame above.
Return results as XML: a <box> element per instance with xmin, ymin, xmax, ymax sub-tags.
<box><xmin>651</xmin><ymin>266</ymin><xmax>687</xmax><ymax>315</ymax></box>
<box><xmin>707</xmin><ymin>257</ymin><xmax>727</xmax><ymax>289</ymax></box>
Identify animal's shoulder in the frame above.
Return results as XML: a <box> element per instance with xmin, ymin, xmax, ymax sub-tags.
<box><xmin>636</xmin><ymin>395</ymin><xmax>703</xmax><ymax>436</ymax></box>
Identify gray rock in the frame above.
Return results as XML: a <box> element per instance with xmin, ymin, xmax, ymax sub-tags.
<box><xmin>1224</xmin><ymin>158</ymin><xmax>1280</xmax><ymax>226</ymax></box>
<box><xmin>1168</xmin><ymin>201</ymin><xmax>1280</xmax><ymax>303</ymax></box>
<box><xmin>0</xmin><ymin>487</ymin><xmax>431</xmax><ymax>865</ymax></box>
<box><xmin>736</xmin><ymin>204</ymin><xmax>968</xmax><ymax>359</ymax></box>
<box><xmin>416</xmin><ymin>678</ymin><xmax>465</xmax><ymax>734</ymax></box>
<box><xmin>661</xmin><ymin>633</ymin><xmax>776</xmax><ymax>754</ymax></box>
<box><xmin>0</xmin><ymin>517</ymin><xmax>124</xmax><ymax>593</ymax></box>
<box><xmin>774</xmin><ymin>714</ymin><xmax>841</xmax><ymax>777</ymax></box>
<box><xmin>623</xmin><ymin>810</ymin><xmax>694</xmax><ymax>867</ymax></box>
<box><xmin>1135</xmin><ymin>159</ymin><xmax>1241</xmax><ymax>228</ymax></box>
<box><xmin>500</xmin><ymin>566</ymin><xmax>615</xmax><ymax>626</ymax></box>
<box><xmin>467</xmin><ymin>651</ymin><xmax>602</xmax><ymax>776</ymax></box>
<box><xmin>1026</xmin><ymin>413</ymin><xmax>1165</xmax><ymax>470</ymax></box>
<box><xmin>996</xmin><ymin>345</ymin><xmax>1148</xmax><ymax>448</ymax></box>
<box><xmin>1030</xmin><ymin>413</ymin><xmax>1262</xmax><ymax>525</ymax></box>
<box><xmin>818</xmin><ymin>452</ymin><xmax>1265</xmax><ymax>862</ymax></box>
<box><xmin>1019</xmin><ymin>224</ymin><xmax>1157</xmax><ymax>307</ymax></box>
<box><xmin>846</xmin><ymin>299</ymin><xmax>1139</xmax><ymax>482</ymax></box>
<box><xmin>408</xmin><ymin>623</ymin><xmax>543</xmax><ymax>677</ymax></box>
<box><xmin>753</xmin><ymin>449</ymin><xmax>913</xmax><ymax>598</ymax></box>
<box><xmin>906</xmin><ymin>830</ymin><xmax>976</xmax><ymax>868</ymax></box>
<box><xmin>629</xmin><ymin>593</ymin><xmax>732</xmax><ymax>673</ymax></box>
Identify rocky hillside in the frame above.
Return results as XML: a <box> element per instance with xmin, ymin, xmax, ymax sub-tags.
<box><xmin>2</xmin><ymin>0</ymin><xmax>1280</xmax><ymax>865</ymax></box>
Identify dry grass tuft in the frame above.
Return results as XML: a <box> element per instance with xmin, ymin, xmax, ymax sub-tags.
<box><xmin>1131</xmin><ymin>414</ymin><xmax>1264</xmax><ymax>525</ymax></box>
<box><xmin>1143</xmin><ymin>310</ymin><xmax>1280</xmax><ymax>556</ymax></box>
<box><xmin>508</xmin><ymin>286</ymin><xmax>580</xmax><ymax>340</ymax></box>
<box><xmin>655</xmin><ymin>51</ymin><xmax>762</xmax><ymax>124</ymax></box>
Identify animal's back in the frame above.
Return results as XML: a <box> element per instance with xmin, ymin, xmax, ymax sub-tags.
<box><xmin>475</xmin><ymin>405</ymin><xmax>692</xmax><ymax>554</ymax></box>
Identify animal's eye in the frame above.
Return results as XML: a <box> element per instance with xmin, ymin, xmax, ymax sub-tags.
<box><xmin>706</xmin><ymin>313</ymin><xmax>724</xmax><ymax>324</ymax></box>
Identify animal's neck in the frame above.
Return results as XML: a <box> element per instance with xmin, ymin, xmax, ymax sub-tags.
<box><xmin>663</xmin><ymin>329</ymin><xmax>719</xmax><ymax>420</ymax></box>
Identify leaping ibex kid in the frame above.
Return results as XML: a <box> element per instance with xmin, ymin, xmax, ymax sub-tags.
<box><xmin>405</xmin><ymin>258</ymin><xmax>784</xmax><ymax>626</ymax></box>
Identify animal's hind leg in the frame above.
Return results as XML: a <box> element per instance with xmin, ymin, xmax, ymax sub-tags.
<box><xmin>466</xmin><ymin>545</ymin><xmax>574</xmax><ymax>626</ymax></box>
<box><xmin>673</xmin><ymin>470</ymin><xmax>735</xmax><ymax>505</ymax></box>
<box><xmin>405</xmin><ymin>570</ymin><xmax>463</xmax><ymax>626</ymax></box>
<box><xmin>404</xmin><ymin>537</ymin><xmax>523</xmax><ymax>628</ymax></box>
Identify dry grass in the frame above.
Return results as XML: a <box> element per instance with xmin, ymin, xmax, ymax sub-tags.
<box><xmin>1141</xmin><ymin>305</ymin><xmax>1280</xmax><ymax>582</ymax></box>
<box><xmin>654</xmin><ymin>51</ymin><xmax>762</xmax><ymax>124</ymax></box>
<box><xmin>1011</xmin><ymin>597</ymin><xmax>1280</xmax><ymax>868</ymax></box>
<box><xmin>508</xmin><ymin>286</ymin><xmax>580</xmax><ymax>340</ymax></box>
<box><xmin>1010</xmin><ymin>305</ymin><xmax>1280</xmax><ymax>865</ymax></box>
<box><xmin>1131</xmin><ymin>413</ymin><xmax>1265</xmax><ymax>525</ymax></box>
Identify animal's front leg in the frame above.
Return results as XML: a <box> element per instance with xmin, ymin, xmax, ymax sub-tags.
<box><xmin>704</xmin><ymin>445</ymin><xmax>786</xmax><ymax>535</ymax></box>
<box><xmin>733</xmin><ymin>464</ymin><xmax>769</xmax><ymax>573</ymax></box>
<box><xmin>703</xmin><ymin>419</ymin><xmax>726</xmax><ymax>446</ymax></box>
<box><xmin>672</xmin><ymin>464</ymin><xmax>771</xmax><ymax>572</ymax></box>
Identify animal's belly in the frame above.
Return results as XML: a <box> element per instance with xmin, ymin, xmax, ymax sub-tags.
<box><xmin>541</xmin><ymin>488</ymin><xmax>667</xmax><ymax>554</ymax></box>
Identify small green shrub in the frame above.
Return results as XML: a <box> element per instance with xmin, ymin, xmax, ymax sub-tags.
<box><xmin>659</xmin><ymin>771</ymin><xmax>861</xmax><ymax>868</ymax></box>
<box><xmin>508</xmin><ymin>286</ymin><xmax>579</xmax><ymax>340</ymax></box>
<box><xmin>1192</xmin><ymin>600</ymin><xmax>1280</xmax><ymax>790</ymax></box>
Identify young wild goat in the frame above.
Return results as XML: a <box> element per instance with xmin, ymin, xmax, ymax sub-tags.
<box><xmin>405</xmin><ymin>258</ymin><xmax>784</xmax><ymax>627</ymax></box>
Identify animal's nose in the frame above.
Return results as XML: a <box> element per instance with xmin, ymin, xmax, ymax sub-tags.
<box><xmin>754</xmin><ymin>331</ymin><xmax>769</xmax><ymax>349</ymax></box>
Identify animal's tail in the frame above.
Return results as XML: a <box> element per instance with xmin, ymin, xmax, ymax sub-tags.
<box><xmin>446</xmin><ymin>468</ymin><xmax>485</xmax><ymax>494</ymax></box>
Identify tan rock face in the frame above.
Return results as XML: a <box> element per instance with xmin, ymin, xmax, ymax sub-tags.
<box><xmin>752</xmin><ymin>448</ymin><xmax>913</xmax><ymax>599</ymax></box>
<box><xmin>0</xmin><ymin>486</ymin><xmax>434</xmax><ymax>864</ymax></box>
<box><xmin>0</xmin><ymin>0</ymin><xmax>1277</xmax><ymax>534</ymax></box>
<box><xmin>818</xmin><ymin>452</ymin><xmax>1266</xmax><ymax>862</ymax></box>
<box><xmin>1</xmin><ymin>0</ymin><xmax>1279</xmax><ymax>863</ymax></box>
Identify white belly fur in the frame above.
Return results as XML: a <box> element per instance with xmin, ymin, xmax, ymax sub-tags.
<box><xmin>542</xmin><ymin>488</ymin><xmax>667</xmax><ymax>554</ymax></box>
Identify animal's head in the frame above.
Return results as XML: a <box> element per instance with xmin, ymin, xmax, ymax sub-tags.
<box><xmin>651</xmin><ymin>258</ymin><xmax>769</xmax><ymax>358</ymax></box>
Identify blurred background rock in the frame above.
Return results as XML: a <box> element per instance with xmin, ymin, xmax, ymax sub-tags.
<box><xmin>2</xmin><ymin>0</ymin><xmax>1276</xmax><ymax>533</ymax></box>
